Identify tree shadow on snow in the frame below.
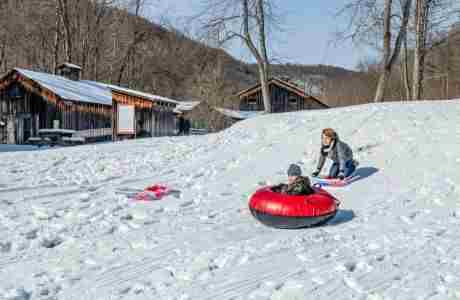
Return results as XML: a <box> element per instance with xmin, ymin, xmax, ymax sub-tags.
<box><xmin>327</xmin><ymin>209</ymin><xmax>355</xmax><ymax>226</ymax></box>
<box><xmin>350</xmin><ymin>166</ymin><xmax>379</xmax><ymax>183</ymax></box>
<box><xmin>355</xmin><ymin>143</ymin><xmax>381</xmax><ymax>153</ymax></box>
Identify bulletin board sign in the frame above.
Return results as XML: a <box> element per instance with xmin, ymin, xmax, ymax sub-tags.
<box><xmin>117</xmin><ymin>104</ymin><xmax>135</xmax><ymax>134</ymax></box>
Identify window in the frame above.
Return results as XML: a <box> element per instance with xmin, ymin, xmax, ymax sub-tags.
<box><xmin>9</xmin><ymin>84</ymin><xmax>24</xmax><ymax>99</ymax></box>
<box><xmin>289</xmin><ymin>98</ymin><xmax>297</xmax><ymax>105</ymax></box>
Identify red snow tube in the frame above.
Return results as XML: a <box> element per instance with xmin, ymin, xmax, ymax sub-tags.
<box><xmin>248</xmin><ymin>187</ymin><xmax>339</xmax><ymax>229</ymax></box>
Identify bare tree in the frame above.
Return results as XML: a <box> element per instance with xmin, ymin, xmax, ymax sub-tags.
<box><xmin>199</xmin><ymin>0</ymin><xmax>275</xmax><ymax>113</ymax></box>
<box><xmin>337</xmin><ymin>0</ymin><xmax>412</xmax><ymax>102</ymax></box>
<box><xmin>117</xmin><ymin>0</ymin><xmax>148</xmax><ymax>84</ymax></box>
<box><xmin>410</xmin><ymin>0</ymin><xmax>454</xmax><ymax>100</ymax></box>
<box><xmin>374</xmin><ymin>0</ymin><xmax>412</xmax><ymax>102</ymax></box>
<box><xmin>421</xmin><ymin>23</ymin><xmax>460</xmax><ymax>99</ymax></box>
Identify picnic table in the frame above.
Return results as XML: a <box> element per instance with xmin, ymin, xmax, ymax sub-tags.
<box><xmin>38</xmin><ymin>129</ymin><xmax>76</xmax><ymax>138</ymax></box>
<box><xmin>27</xmin><ymin>129</ymin><xmax>84</xmax><ymax>147</ymax></box>
<box><xmin>39</xmin><ymin>129</ymin><xmax>75</xmax><ymax>145</ymax></box>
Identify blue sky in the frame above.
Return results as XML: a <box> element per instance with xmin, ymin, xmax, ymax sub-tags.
<box><xmin>146</xmin><ymin>0</ymin><xmax>376</xmax><ymax>70</ymax></box>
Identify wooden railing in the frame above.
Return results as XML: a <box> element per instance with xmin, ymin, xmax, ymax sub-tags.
<box><xmin>190</xmin><ymin>128</ymin><xmax>209</xmax><ymax>135</ymax></box>
<box><xmin>73</xmin><ymin>128</ymin><xmax>112</xmax><ymax>138</ymax></box>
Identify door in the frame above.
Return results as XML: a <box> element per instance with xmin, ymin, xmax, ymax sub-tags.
<box><xmin>15</xmin><ymin>114</ymin><xmax>32</xmax><ymax>144</ymax></box>
<box><xmin>23</xmin><ymin>117</ymin><xmax>32</xmax><ymax>142</ymax></box>
<box><xmin>0</xmin><ymin>116</ymin><xmax>6</xmax><ymax>143</ymax></box>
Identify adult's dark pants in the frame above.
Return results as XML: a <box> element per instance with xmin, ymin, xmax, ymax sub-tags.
<box><xmin>328</xmin><ymin>159</ymin><xmax>356</xmax><ymax>178</ymax></box>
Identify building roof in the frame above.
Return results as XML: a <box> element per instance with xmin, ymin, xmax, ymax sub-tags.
<box><xmin>214</xmin><ymin>107</ymin><xmax>263</xmax><ymax>120</ymax></box>
<box><xmin>82</xmin><ymin>81</ymin><xmax>179</xmax><ymax>105</ymax></box>
<box><xmin>236</xmin><ymin>77</ymin><xmax>329</xmax><ymax>108</ymax></box>
<box><xmin>15</xmin><ymin>68</ymin><xmax>112</xmax><ymax>105</ymax></box>
<box><xmin>6</xmin><ymin>68</ymin><xmax>180</xmax><ymax>107</ymax></box>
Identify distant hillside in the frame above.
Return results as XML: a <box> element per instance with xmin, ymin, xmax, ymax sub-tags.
<box><xmin>0</xmin><ymin>0</ymin><xmax>355</xmax><ymax>106</ymax></box>
<box><xmin>248</xmin><ymin>63</ymin><xmax>356</xmax><ymax>80</ymax></box>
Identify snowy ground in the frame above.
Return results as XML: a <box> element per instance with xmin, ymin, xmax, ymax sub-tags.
<box><xmin>1</xmin><ymin>101</ymin><xmax>460</xmax><ymax>300</ymax></box>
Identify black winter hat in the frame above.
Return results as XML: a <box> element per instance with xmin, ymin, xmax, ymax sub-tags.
<box><xmin>287</xmin><ymin>164</ymin><xmax>302</xmax><ymax>176</ymax></box>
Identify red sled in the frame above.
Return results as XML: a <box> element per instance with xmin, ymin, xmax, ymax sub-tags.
<box><xmin>135</xmin><ymin>184</ymin><xmax>170</xmax><ymax>201</ymax></box>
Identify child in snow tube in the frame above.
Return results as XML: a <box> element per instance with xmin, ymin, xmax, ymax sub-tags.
<box><xmin>312</xmin><ymin>128</ymin><xmax>357</xmax><ymax>180</ymax></box>
<box><xmin>249</xmin><ymin>164</ymin><xmax>338</xmax><ymax>229</ymax></box>
<box><xmin>272</xmin><ymin>164</ymin><xmax>315</xmax><ymax>196</ymax></box>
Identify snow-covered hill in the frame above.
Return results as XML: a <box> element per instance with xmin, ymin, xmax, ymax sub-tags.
<box><xmin>1</xmin><ymin>101</ymin><xmax>460</xmax><ymax>300</ymax></box>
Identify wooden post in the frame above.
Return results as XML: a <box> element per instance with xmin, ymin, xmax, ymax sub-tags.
<box><xmin>7</xmin><ymin>114</ymin><xmax>15</xmax><ymax>144</ymax></box>
<box><xmin>112</xmin><ymin>101</ymin><xmax>117</xmax><ymax>141</ymax></box>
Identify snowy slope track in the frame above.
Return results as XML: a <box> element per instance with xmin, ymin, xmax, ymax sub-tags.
<box><xmin>1</xmin><ymin>101</ymin><xmax>460</xmax><ymax>299</ymax></box>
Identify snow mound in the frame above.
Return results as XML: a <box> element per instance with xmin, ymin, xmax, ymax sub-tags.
<box><xmin>1</xmin><ymin>100</ymin><xmax>460</xmax><ymax>299</ymax></box>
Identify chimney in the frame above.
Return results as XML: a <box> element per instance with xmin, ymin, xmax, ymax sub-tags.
<box><xmin>57</xmin><ymin>63</ymin><xmax>82</xmax><ymax>81</ymax></box>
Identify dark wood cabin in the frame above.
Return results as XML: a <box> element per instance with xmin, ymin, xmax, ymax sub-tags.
<box><xmin>237</xmin><ymin>77</ymin><xmax>329</xmax><ymax>112</ymax></box>
<box><xmin>0</xmin><ymin>65</ymin><xmax>178</xmax><ymax>144</ymax></box>
<box><xmin>0</xmin><ymin>67</ymin><xmax>112</xmax><ymax>144</ymax></box>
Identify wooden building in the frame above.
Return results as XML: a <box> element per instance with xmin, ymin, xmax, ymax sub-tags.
<box><xmin>0</xmin><ymin>66</ymin><xmax>112</xmax><ymax>144</ymax></box>
<box><xmin>84</xmin><ymin>82</ymin><xmax>178</xmax><ymax>140</ymax></box>
<box><xmin>237</xmin><ymin>77</ymin><xmax>329</xmax><ymax>112</ymax></box>
<box><xmin>0</xmin><ymin>64</ymin><xmax>178</xmax><ymax>144</ymax></box>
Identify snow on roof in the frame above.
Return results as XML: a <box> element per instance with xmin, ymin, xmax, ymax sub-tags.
<box><xmin>14</xmin><ymin>68</ymin><xmax>180</xmax><ymax>107</ymax></box>
<box><xmin>15</xmin><ymin>68</ymin><xmax>112</xmax><ymax>105</ymax></box>
<box><xmin>173</xmin><ymin>101</ymin><xmax>201</xmax><ymax>113</ymax></box>
<box><xmin>82</xmin><ymin>81</ymin><xmax>179</xmax><ymax>105</ymax></box>
<box><xmin>214</xmin><ymin>107</ymin><xmax>263</xmax><ymax>120</ymax></box>
<box><xmin>58</xmin><ymin>63</ymin><xmax>82</xmax><ymax>70</ymax></box>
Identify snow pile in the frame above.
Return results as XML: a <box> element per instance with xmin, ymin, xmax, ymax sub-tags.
<box><xmin>1</xmin><ymin>101</ymin><xmax>460</xmax><ymax>299</ymax></box>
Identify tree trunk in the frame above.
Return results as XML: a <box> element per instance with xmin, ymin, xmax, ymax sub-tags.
<box><xmin>374</xmin><ymin>0</ymin><xmax>393</xmax><ymax>102</ymax></box>
<box><xmin>412</xmin><ymin>0</ymin><xmax>427</xmax><ymax>100</ymax></box>
<box><xmin>57</xmin><ymin>0</ymin><xmax>73</xmax><ymax>62</ymax></box>
<box><xmin>94</xmin><ymin>45</ymin><xmax>99</xmax><ymax>81</ymax></box>
<box><xmin>256</xmin><ymin>0</ymin><xmax>271</xmax><ymax>113</ymax></box>
<box><xmin>117</xmin><ymin>0</ymin><xmax>144</xmax><ymax>85</ymax></box>
<box><xmin>375</xmin><ymin>69</ymin><xmax>391</xmax><ymax>102</ymax></box>
<box><xmin>0</xmin><ymin>42</ymin><xmax>5</xmax><ymax>73</ymax></box>
<box><xmin>259</xmin><ymin>65</ymin><xmax>271</xmax><ymax>112</ymax></box>
<box><xmin>402</xmin><ymin>35</ymin><xmax>411</xmax><ymax>100</ymax></box>
<box><xmin>445</xmin><ymin>34</ymin><xmax>449</xmax><ymax>99</ymax></box>
<box><xmin>53</xmin><ymin>0</ymin><xmax>60</xmax><ymax>74</ymax></box>
<box><xmin>241</xmin><ymin>0</ymin><xmax>271</xmax><ymax>112</ymax></box>
<box><xmin>256</xmin><ymin>0</ymin><xmax>273</xmax><ymax>113</ymax></box>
